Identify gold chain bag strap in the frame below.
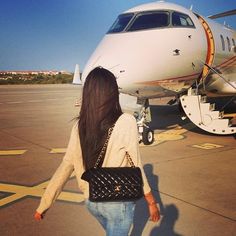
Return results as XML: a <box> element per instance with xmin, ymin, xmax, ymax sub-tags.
<box><xmin>81</xmin><ymin>125</ymin><xmax>144</xmax><ymax>202</ymax></box>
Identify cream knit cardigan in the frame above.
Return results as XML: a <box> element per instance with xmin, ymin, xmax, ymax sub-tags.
<box><xmin>36</xmin><ymin>113</ymin><xmax>151</xmax><ymax>214</ymax></box>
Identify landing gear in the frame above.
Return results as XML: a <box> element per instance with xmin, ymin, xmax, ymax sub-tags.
<box><xmin>134</xmin><ymin>99</ymin><xmax>154</xmax><ymax>145</ymax></box>
<box><xmin>142</xmin><ymin>127</ymin><xmax>154</xmax><ymax>145</ymax></box>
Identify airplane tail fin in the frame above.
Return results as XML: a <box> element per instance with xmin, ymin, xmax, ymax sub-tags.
<box><xmin>72</xmin><ymin>64</ymin><xmax>82</xmax><ymax>85</ymax></box>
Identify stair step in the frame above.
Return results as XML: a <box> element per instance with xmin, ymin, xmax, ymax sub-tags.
<box><xmin>201</xmin><ymin>96</ymin><xmax>207</xmax><ymax>103</ymax></box>
<box><xmin>219</xmin><ymin>111</ymin><xmax>224</xmax><ymax>118</ymax></box>
<box><xmin>207</xmin><ymin>111</ymin><xmax>220</xmax><ymax>119</ymax></box>
<box><xmin>200</xmin><ymin>103</ymin><xmax>216</xmax><ymax>113</ymax></box>
<box><xmin>202</xmin><ymin>113</ymin><xmax>222</xmax><ymax>125</ymax></box>
<box><xmin>200</xmin><ymin>103</ymin><xmax>210</xmax><ymax>113</ymax></box>
<box><xmin>187</xmin><ymin>88</ymin><xmax>197</xmax><ymax>96</ymax></box>
<box><xmin>180</xmin><ymin>90</ymin><xmax>236</xmax><ymax>135</ymax></box>
<box><xmin>207</xmin><ymin>119</ymin><xmax>229</xmax><ymax>128</ymax></box>
<box><xmin>210</xmin><ymin>103</ymin><xmax>215</xmax><ymax>111</ymax></box>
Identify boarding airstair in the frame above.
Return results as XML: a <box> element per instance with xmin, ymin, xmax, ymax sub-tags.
<box><xmin>180</xmin><ymin>88</ymin><xmax>236</xmax><ymax>135</ymax></box>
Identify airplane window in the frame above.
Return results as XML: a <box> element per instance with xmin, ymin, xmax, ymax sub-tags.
<box><xmin>172</xmin><ymin>12</ymin><xmax>195</xmax><ymax>28</ymax></box>
<box><xmin>226</xmin><ymin>37</ymin><xmax>231</xmax><ymax>51</ymax></box>
<box><xmin>220</xmin><ymin>35</ymin><xmax>225</xmax><ymax>51</ymax></box>
<box><xmin>127</xmin><ymin>12</ymin><xmax>169</xmax><ymax>32</ymax></box>
<box><xmin>108</xmin><ymin>13</ymin><xmax>134</xmax><ymax>33</ymax></box>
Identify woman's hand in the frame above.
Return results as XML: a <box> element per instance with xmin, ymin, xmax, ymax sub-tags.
<box><xmin>144</xmin><ymin>191</ymin><xmax>160</xmax><ymax>222</ymax></box>
<box><xmin>34</xmin><ymin>211</ymin><xmax>43</xmax><ymax>221</ymax></box>
<box><xmin>148</xmin><ymin>203</ymin><xmax>160</xmax><ymax>222</ymax></box>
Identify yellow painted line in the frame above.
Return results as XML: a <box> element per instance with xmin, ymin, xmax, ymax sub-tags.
<box><xmin>0</xmin><ymin>193</ymin><xmax>25</xmax><ymax>206</ymax></box>
<box><xmin>0</xmin><ymin>183</ymin><xmax>84</xmax><ymax>207</ymax></box>
<box><xmin>192</xmin><ymin>143</ymin><xmax>224</xmax><ymax>150</ymax></box>
<box><xmin>140</xmin><ymin>123</ymin><xmax>195</xmax><ymax>147</ymax></box>
<box><xmin>0</xmin><ymin>150</ymin><xmax>27</xmax><ymax>156</ymax></box>
<box><xmin>0</xmin><ymin>172</ymin><xmax>84</xmax><ymax>207</ymax></box>
<box><xmin>49</xmin><ymin>148</ymin><xmax>67</xmax><ymax>154</ymax></box>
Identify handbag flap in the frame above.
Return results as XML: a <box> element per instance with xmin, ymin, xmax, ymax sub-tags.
<box><xmin>85</xmin><ymin>167</ymin><xmax>143</xmax><ymax>185</ymax></box>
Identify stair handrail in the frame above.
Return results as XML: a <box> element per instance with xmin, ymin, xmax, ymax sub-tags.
<box><xmin>202</xmin><ymin>62</ymin><xmax>236</xmax><ymax>90</ymax></box>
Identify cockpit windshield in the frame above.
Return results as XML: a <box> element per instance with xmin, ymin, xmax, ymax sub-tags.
<box><xmin>128</xmin><ymin>11</ymin><xmax>169</xmax><ymax>32</ymax></box>
<box><xmin>107</xmin><ymin>13</ymin><xmax>134</xmax><ymax>33</ymax></box>
<box><xmin>107</xmin><ymin>10</ymin><xmax>195</xmax><ymax>34</ymax></box>
<box><xmin>172</xmin><ymin>12</ymin><xmax>195</xmax><ymax>27</ymax></box>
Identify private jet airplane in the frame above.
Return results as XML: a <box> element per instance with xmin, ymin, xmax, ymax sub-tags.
<box><xmin>75</xmin><ymin>1</ymin><xmax>236</xmax><ymax>144</ymax></box>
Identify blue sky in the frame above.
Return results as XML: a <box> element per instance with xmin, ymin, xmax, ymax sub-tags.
<box><xmin>0</xmin><ymin>0</ymin><xmax>235</xmax><ymax>72</ymax></box>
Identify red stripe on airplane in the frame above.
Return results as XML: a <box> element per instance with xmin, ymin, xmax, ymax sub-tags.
<box><xmin>215</xmin><ymin>55</ymin><xmax>236</xmax><ymax>69</ymax></box>
<box><xmin>136</xmin><ymin>73</ymin><xmax>200</xmax><ymax>85</ymax></box>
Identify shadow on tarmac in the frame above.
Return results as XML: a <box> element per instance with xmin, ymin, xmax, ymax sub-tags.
<box><xmin>131</xmin><ymin>164</ymin><xmax>182</xmax><ymax>236</ymax></box>
<box><xmin>149</xmin><ymin>104</ymin><xmax>188</xmax><ymax>131</ymax></box>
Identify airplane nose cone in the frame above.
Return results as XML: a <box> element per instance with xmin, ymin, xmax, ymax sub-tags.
<box><xmin>82</xmin><ymin>56</ymin><xmax>126</xmax><ymax>85</ymax></box>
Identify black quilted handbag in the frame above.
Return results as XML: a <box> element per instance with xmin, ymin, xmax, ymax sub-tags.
<box><xmin>81</xmin><ymin>126</ymin><xmax>144</xmax><ymax>202</ymax></box>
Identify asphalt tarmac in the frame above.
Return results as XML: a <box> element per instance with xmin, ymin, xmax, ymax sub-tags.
<box><xmin>0</xmin><ymin>84</ymin><xmax>235</xmax><ymax>236</ymax></box>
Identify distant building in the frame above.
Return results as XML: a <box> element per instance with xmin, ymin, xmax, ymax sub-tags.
<box><xmin>0</xmin><ymin>70</ymin><xmax>72</xmax><ymax>75</ymax></box>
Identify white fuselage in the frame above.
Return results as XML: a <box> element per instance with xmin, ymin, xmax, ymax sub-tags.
<box><xmin>82</xmin><ymin>2</ymin><xmax>236</xmax><ymax>99</ymax></box>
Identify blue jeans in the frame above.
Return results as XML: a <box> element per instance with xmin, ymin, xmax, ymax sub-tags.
<box><xmin>85</xmin><ymin>200</ymin><xmax>135</xmax><ymax>236</ymax></box>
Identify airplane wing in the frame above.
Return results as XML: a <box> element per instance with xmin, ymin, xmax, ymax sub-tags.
<box><xmin>208</xmin><ymin>9</ymin><xmax>236</xmax><ymax>19</ymax></box>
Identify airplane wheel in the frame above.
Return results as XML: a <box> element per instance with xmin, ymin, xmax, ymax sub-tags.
<box><xmin>142</xmin><ymin>128</ymin><xmax>154</xmax><ymax>145</ymax></box>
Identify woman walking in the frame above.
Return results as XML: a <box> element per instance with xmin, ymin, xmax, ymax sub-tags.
<box><xmin>35</xmin><ymin>67</ymin><xmax>160</xmax><ymax>235</ymax></box>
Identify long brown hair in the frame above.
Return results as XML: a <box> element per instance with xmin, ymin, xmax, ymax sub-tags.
<box><xmin>78</xmin><ymin>67</ymin><xmax>122</xmax><ymax>170</ymax></box>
